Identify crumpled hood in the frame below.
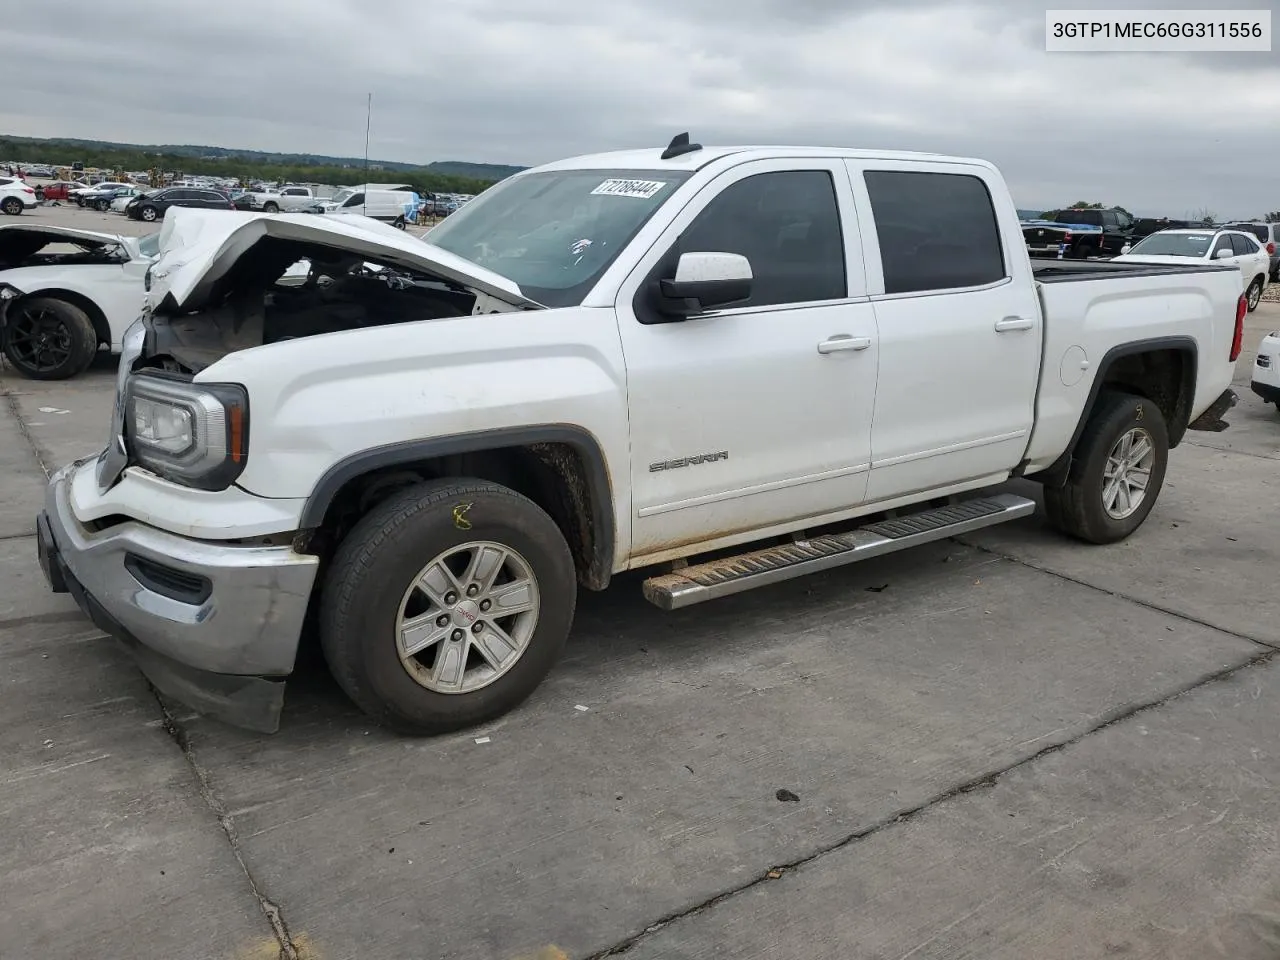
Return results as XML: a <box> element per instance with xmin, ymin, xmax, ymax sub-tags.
<box><xmin>146</xmin><ymin>208</ymin><xmax>542</xmax><ymax>312</ymax></box>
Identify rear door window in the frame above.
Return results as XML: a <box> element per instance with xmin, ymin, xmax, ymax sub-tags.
<box><xmin>863</xmin><ymin>169</ymin><xmax>1006</xmax><ymax>294</ymax></box>
<box><xmin>1231</xmin><ymin>233</ymin><xmax>1259</xmax><ymax>256</ymax></box>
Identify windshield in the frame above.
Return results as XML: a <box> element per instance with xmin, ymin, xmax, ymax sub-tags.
<box><xmin>426</xmin><ymin>168</ymin><xmax>692</xmax><ymax>307</ymax></box>
<box><xmin>1126</xmin><ymin>232</ymin><xmax>1214</xmax><ymax>257</ymax></box>
<box><xmin>136</xmin><ymin>233</ymin><xmax>161</xmax><ymax>259</ymax></box>
<box><xmin>331</xmin><ymin>189</ymin><xmax>355</xmax><ymax>205</ymax></box>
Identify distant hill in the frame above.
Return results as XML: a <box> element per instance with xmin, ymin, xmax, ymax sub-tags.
<box><xmin>425</xmin><ymin>161</ymin><xmax>527</xmax><ymax>180</ymax></box>
<box><xmin>0</xmin><ymin>134</ymin><xmax>526</xmax><ymax>179</ymax></box>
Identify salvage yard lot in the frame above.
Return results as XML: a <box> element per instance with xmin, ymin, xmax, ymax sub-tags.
<box><xmin>4</xmin><ymin>203</ymin><xmax>1280</xmax><ymax>959</ymax></box>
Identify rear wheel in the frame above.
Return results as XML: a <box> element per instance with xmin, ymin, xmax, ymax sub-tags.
<box><xmin>320</xmin><ymin>478</ymin><xmax>577</xmax><ymax>735</ymax></box>
<box><xmin>1</xmin><ymin>197</ymin><xmax>22</xmax><ymax>216</ymax></box>
<box><xmin>0</xmin><ymin>297</ymin><xmax>98</xmax><ymax>380</ymax></box>
<box><xmin>1042</xmin><ymin>391</ymin><xmax>1168</xmax><ymax>544</ymax></box>
<box><xmin>1246</xmin><ymin>277</ymin><xmax>1263</xmax><ymax>312</ymax></box>
<box><xmin>393</xmin><ymin>215</ymin><xmax>406</xmax><ymax>229</ymax></box>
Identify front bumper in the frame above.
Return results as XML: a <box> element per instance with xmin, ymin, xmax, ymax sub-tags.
<box><xmin>36</xmin><ymin>459</ymin><xmax>320</xmax><ymax>733</ymax></box>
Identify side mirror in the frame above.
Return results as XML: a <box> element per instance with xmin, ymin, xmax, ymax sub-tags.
<box><xmin>1214</xmin><ymin>247</ymin><xmax>1235</xmax><ymax>259</ymax></box>
<box><xmin>656</xmin><ymin>251</ymin><xmax>752</xmax><ymax>318</ymax></box>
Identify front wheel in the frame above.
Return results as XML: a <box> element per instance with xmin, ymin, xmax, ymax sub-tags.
<box><xmin>1246</xmin><ymin>278</ymin><xmax>1263</xmax><ymax>312</ymax></box>
<box><xmin>94</xmin><ymin>199</ymin><xmax>109</xmax><ymax>212</ymax></box>
<box><xmin>139</xmin><ymin>205</ymin><xmax>158</xmax><ymax>222</ymax></box>
<box><xmin>262</xmin><ymin>202</ymin><xmax>279</xmax><ymax>214</ymax></box>
<box><xmin>320</xmin><ymin>478</ymin><xmax>577</xmax><ymax>734</ymax></box>
<box><xmin>1042</xmin><ymin>391</ymin><xmax>1169</xmax><ymax>544</ymax></box>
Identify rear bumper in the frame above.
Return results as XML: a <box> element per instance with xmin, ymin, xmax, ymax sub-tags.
<box><xmin>1251</xmin><ymin>381</ymin><xmax>1280</xmax><ymax>405</ymax></box>
<box><xmin>36</xmin><ymin>459</ymin><xmax>319</xmax><ymax>732</ymax></box>
<box><xmin>1187</xmin><ymin>388</ymin><xmax>1238</xmax><ymax>433</ymax></box>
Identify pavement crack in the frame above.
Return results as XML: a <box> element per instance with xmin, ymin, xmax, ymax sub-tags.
<box><xmin>583</xmin><ymin>647</ymin><xmax>1276</xmax><ymax>959</ymax></box>
<box><xmin>957</xmin><ymin>538</ymin><xmax>1279</xmax><ymax>651</ymax></box>
<box><xmin>3</xmin><ymin>389</ymin><xmax>51</xmax><ymax>479</ymax></box>
<box><xmin>153</xmin><ymin>692</ymin><xmax>301</xmax><ymax>960</ymax></box>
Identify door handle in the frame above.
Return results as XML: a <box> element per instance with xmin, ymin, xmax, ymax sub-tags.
<box><xmin>817</xmin><ymin>335</ymin><xmax>872</xmax><ymax>354</ymax></box>
<box><xmin>994</xmin><ymin>317</ymin><xmax>1035</xmax><ymax>332</ymax></box>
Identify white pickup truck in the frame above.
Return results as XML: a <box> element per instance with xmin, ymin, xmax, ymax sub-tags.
<box><xmin>238</xmin><ymin>185</ymin><xmax>319</xmax><ymax>213</ymax></box>
<box><xmin>35</xmin><ymin>136</ymin><xmax>1244</xmax><ymax>735</ymax></box>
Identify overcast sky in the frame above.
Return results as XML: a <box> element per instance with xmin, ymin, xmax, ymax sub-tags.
<box><xmin>3</xmin><ymin>0</ymin><xmax>1277</xmax><ymax>217</ymax></box>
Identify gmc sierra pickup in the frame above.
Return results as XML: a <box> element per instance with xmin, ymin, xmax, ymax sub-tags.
<box><xmin>35</xmin><ymin>135</ymin><xmax>1244</xmax><ymax>735</ymax></box>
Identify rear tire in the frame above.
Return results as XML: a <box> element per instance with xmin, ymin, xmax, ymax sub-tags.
<box><xmin>320</xmin><ymin>478</ymin><xmax>577</xmax><ymax>735</ymax></box>
<box><xmin>1042</xmin><ymin>391</ymin><xmax>1168</xmax><ymax>545</ymax></box>
<box><xmin>1</xmin><ymin>197</ymin><xmax>23</xmax><ymax>215</ymax></box>
<box><xmin>0</xmin><ymin>297</ymin><xmax>99</xmax><ymax>380</ymax></box>
<box><xmin>1246</xmin><ymin>277</ymin><xmax>1263</xmax><ymax>312</ymax></box>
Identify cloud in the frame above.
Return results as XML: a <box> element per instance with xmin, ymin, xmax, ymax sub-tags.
<box><xmin>2</xmin><ymin>0</ymin><xmax>1277</xmax><ymax>215</ymax></box>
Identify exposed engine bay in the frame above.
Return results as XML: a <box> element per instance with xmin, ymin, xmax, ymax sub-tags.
<box><xmin>142</xmin><ymin>243</ymin><xmax>511</xmax><ymax>374</ymax></box>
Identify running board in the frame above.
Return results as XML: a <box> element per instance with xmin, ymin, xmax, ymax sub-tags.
<box><xmin>642</xmin><ymin>493</ymin><xmax>1036</xmax><ymax>610</ymax></box>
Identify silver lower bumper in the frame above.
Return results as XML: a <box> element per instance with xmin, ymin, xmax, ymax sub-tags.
<box><xmin>37</xmin><ymin>460</ymin><xmax>320</xmax><ymax>732</ymax></box>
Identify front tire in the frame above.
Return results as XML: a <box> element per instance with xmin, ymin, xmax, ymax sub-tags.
<box><xmin>1246</xmin><ymin>277</ymin><xmax>1263</xmax><ymax>312</ymax></box>
<box><xmin>320</xmin><ymin>478</ymin><xmax>577</xmax><ymax>735</ymax></box>
<box><xmin>262</xmin><ymin>202</ymin><xmax>279</xmax><ymax>213</ymax></box>
<box><xmin>1042</xmin><ymin>391</ymin><xmax>1168</xmax><ymax>544</ymax></box>
<box><xmin>0</xmin><ymin>297</ymin><xmax>99</xmax><ymax>380</ymax></box>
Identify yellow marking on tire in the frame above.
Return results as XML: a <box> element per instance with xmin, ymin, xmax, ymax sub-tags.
<box><xmin>453</xmin><ymin>502</ymin><xmax>474</xmax><ymax>530</ymax></box>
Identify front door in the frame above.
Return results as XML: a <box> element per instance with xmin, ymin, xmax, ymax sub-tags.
<box><xmin>614</xmin><ymin>159</ymin><xmax>880</xmax><ymax>561</ymax></box>
<box><xmin>848</xmin><ymin>162</ymin><xmax>1042</xmax><ymax>503</ymax></box>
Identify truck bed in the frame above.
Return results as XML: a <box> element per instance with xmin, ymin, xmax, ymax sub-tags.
<box><xmin>1032</xmin><ymin>259</ymin><xmax>1240</xmax><ymax>282</ymax></box>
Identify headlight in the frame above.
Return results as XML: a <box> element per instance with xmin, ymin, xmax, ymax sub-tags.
<box><xmin>125</xmin><ymin>374</ymin><xmax>249</xmax><ymax>490</ymax></box>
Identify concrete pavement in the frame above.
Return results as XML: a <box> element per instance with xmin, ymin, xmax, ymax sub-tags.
<box><xmin>2</xmin><ymin>216</ymin><xmax>1279</xmax><ymax>959</ymax></box>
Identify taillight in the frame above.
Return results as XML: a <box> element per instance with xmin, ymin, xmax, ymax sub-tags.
<box><xmin>1231</xmin><ymin>294</ymin><xmax>1246</xmax><ymax>362</ymax></box>
<box><xmin>21</xmin><ymin>187</ymin><xmax>34</xmax><ymax>194</ymax></box>
<box><xmin>1268</xmin><ymin>242</ymin><xmax>1276</xmax><ymax>256</ymax></box>
<box><xmin>1064</xmin><ymin>230</ymin><xmax>1073</xmax><ymax>241</ymax></box>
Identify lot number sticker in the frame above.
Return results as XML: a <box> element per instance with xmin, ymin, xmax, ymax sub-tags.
<box><xmin>591</xmin><ymin>178</ymin><xmax>668</xmax><ymax>199</ymax></box>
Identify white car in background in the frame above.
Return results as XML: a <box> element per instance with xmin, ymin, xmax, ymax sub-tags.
<box><xmin>1114</xmin><ymin>228</ymin><xmax>1270</xmax><ymax>311</ymax></box>
<box><xmin>109</xmin><ymin>187</ymin><xmax>145</xmax><ymax>213</ymax></box>
<box><xmin>0</xmin><ymin>225</ymin><xmax>160</xmax><ymax>379</ymax></box>
<box><xmin>0</xmin><ymin>177</ymin><xmax>39</xmax><ymax>216</ymax></box>
<box><xmin>1252</xmin><ymin>332</ymin><xmax>1280</xmax><ymax>412</ymax></box>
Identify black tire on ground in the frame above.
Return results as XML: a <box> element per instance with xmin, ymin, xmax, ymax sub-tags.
<box><xmin>1074</xmin><ymin>243</ymin><xmax>1097</xmax><ymax>260</ymax></box>
<box><xmin>0</xmin><ymin>297</ymin><xmax>99</xmax><ymax>380</ymax></box>
<box><xmin>262</xmin><ymin>201</ymin><xmax>279</xmax><ymax>213</ymax></box>
<box><xmin>394</xmin><ymin>215</ymin><xmax>406</xmax><ymax>229</ymax></box>
<box><xmin>0</xmin><ymin>197</ymin><xmax>23</xmax><ymax>215</ymax></box>
<box><xmin>1246</xmin><ymin>277</ymin><xmax>1263</xmax><ymax>312</ymax></box>
<box><xmin>95</xmin><ymin>199</ymin><xmax>109</xmax><ymax>211</ymax></box>
<box><xmin>139</xmin><ymin>205</ymin><xmax>158</xmax><ymax>222</ymax></box>
<box><xmin>1042</xmin><ymin>390</ymin><xmax>1169</xmax><ymax>545</ymax></box>
<box><xmin>319</xmin><ymin>478</ymin><xmax>577</xmax><ymax>735</ymax></box>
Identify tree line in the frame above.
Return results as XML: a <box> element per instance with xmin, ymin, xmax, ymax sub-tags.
<box><xmin>0</xmin><ymin>137</ymin><xmax>496</xmax><ymax>195</ymax></box>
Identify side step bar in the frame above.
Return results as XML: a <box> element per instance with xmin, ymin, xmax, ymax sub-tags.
<box><xmin>642</xmin><ymin>493</ymin><xmax>1036</xmax><ymax>610</ymax></box>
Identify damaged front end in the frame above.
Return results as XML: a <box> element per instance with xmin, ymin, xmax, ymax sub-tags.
<box><xmin>129</xmin><ymin>210</ymin><xmax>540</xmax><ymax>375</ymax></box>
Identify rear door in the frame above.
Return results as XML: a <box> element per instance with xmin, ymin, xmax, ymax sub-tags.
<box><xmin>849</xmin><ymin>161</ymin><xmax>1042</xmax><ymax>503</ymax></box>
<box><xmin>614</xmin><ymin>159</ymin><xmax>880</xmax><ymax>560</ymax></box>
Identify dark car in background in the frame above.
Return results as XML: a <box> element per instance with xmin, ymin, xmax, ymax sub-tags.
<box><xmin>1036</xmin><ymin>207</ymin><xmax>1138</xmax><ymax>258</ymax></box>
<box><xmin>125</xmin><ymin>186</ymin><xmax>235</xmax><ymax>222</ymax></box>
<box><xmin>1223</xmin><ymin>222</ymin><xmax>1279</xmax><ymax>281</ymax></box>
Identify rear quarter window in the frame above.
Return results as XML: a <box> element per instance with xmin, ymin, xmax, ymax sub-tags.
<box><xmin>863</xmin><ymin>169</ymin><xmax>1006</xmax><ymax>294</ymax></box>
